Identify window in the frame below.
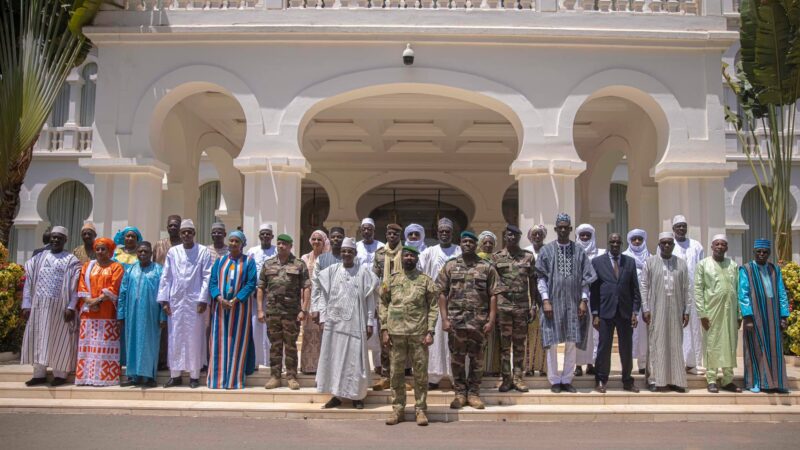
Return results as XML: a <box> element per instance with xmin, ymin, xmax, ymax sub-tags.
<box><xmin>607</xmin><ymin>183</ymin><xmax>628</xmax><ymax>237</ymax></box>
<box><xmin>197</xmin><ymin>181</ymin><xmax>221</xmax><ymax>245</ymax></box>
<box><xmin>80</xmin><ymin>63</ymin><xmax>97</xmax><ymax>127</ymax></box>
<box><xmin>46</xmin><ymin>181</ymin><xmax>93</xmax><ymax>247</ymax></box>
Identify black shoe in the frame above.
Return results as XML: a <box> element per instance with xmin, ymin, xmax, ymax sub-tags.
<box><xmin>428</xmin><ymin>382</ymin><xmax>439</xmax><ymax>390</ymax></box>
<box><xmin>201</xmin><ymin>365</ymin><xmax>208</xmax><ymax>374</ymax></box>
<box><xmin>189</xmin><ymin>378</ymin><xmax>200</xmax><ymax>389</ymax></box>
<box><xmin>721</xmin><ymin>383</ymin><xmax>742</xmax><ymax>393</ymax></box>
<box><xmin>539</xmin><ymin>371</ymin><xmax>547</xmax><ymax>377</ymax></box>
<box><xmin>585</xmin><ymin>365</ymin><xmax>596</xmax><ymax>376</ymax></box>
<box><xmin>323</xmin><ymin>397</ymin><xmax>342</xmax><ymax>409</ymax></box>
<box><xmin>25</xmin><ymin>377</ymin><xmax>48</xmax><ymax>387</ymax></box>
<box><xmin>164</xmin><ymin>377</ymin><xmax>182</xmax><ymax>388</ymax></box>
<box><xmin>773</xmin><ymin>388</ymin><xmax>790</xmax><ymax>394</ymax></box>
<box><xmin>352</xmin><ymin>400</ymin><xmax>364</xmax><ymax>410</ymax></box>
<box><xmin>707</xmin><ymin>383</ymin><xmax>719</xmax><ymax>393</ymax></box>
<box><xmin>561</xmin><ymin>383</ymin><xmax>577</xmax><ymax>393</ymax></box>
<box><xmin>158</xmin><ymin>363</ymin><xmax>169</xmax><ymax>371</ymax></box>
<box><xmin>623</xmin><ymin>383</ymin><xmax>640</xmax><ymax>393</ymax></box>
<box><xmin>647</xmin><ymin>383</ymin><xmax>658</xmax><ymax>392</ymax></box>
<box><xmin>550</xmin><ymin>384</ymin><xmax>562</xmax><ymax>393</ymax></box>
<box><xmin>50</xmin><ymin>377</ymin><xmax>67</xmax><ymax>387</ymax></box>
<box><xmin>594</xmin><ymin>381</ymin><xmax>606</xmax><ymax>393</ymax></box>
<box><xmin>574</xmin><ymin>366</ymin><xmax>583</xmax><ymax>377</ymax></box>
<box><xmin>405</xmin><ymin>368</ymin><xmax>412</xmax><ymax>377</ymax></box>
<box><xmin>143</xmin><ymin>378</ymin><xmax>158</xmax><ymax>388</ymax></box>
<box><xmin>498</xmin><ymin>376</ymin><xmax>512</xmax><ymax>393</ymax></box>
<box><xmin>120</xmin><ymin>378</ymin><xmax>137</xmax><ymax>387</ymax></box>
<box><xmin>638</xmin><ymin>368</ymin><xmax>646</xmax><ymax>375</ymax></box>
<box><xmin>669</xmin><ymin>384</ymin><xmax>687</xmax><ymax>393</ymax></box>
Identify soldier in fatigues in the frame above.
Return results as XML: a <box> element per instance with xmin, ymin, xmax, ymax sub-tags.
<box><xmin>438</xmin><ymin>231</ymin><xmax>503</xmax><ymax>410</ymax></box>
<box><xmin>492</xmin><ymin>224</ymin><xmax>538</xmax><ymax>392</ymax></box>
<box><xmin>372</xmin><ymin>223</ymin><xmax>404</xmax><ymax>391</ymax></box>
<box><xmin>257</xmin><ymin>234</ymin><xmax>311</xmax><ymax>390</ymax></box>
<box><xmin>380</xmin><ymin>246</ymin><xmax>439</xmax><ymax>426</ymax></box>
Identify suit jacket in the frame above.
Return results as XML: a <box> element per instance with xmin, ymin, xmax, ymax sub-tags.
<box><xmin>590</xmin><ymin>253</ymin><xmax>641</xmax><ymax>320</ymax></box>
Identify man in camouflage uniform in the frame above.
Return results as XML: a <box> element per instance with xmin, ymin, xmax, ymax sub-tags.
<box><xmin>492</xmin><ymin>224</ymin><xmax>538</xmax><ymax>393</ymax></box>
<box><xmin>438</xmin><ymin>231</ymin><xmax>503</xmax><ymax>410</ymax></box>
<box><xmin>380</xmin><ymin>245</ymin><xmax>439</xmax><ymax>426</ymax></box>
<box><xmin>257</xmin><ymin>234</ymin><xmax>311</xmax><ymax>390</ymax></box>
<box><xmin>372</xmin><ymin>223</ymin><xmax>404</xmax><ymax>391</ymax></box>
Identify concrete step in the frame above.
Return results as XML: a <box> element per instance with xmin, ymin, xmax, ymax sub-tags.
<box><xmin>1</xmin><ymin>382</ymin><xmax>797</xmax><ymax>406</ymax></box>
<box><xmin>1</xmin><ymin>397</ymin><xmax>798</xmax><ymax>422</ymax></box>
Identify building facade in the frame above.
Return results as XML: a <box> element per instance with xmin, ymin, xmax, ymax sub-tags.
<box><xmin>10</xmin><ymin>1</ymin><xmax>800</xmax><ymax>262</ymax></box>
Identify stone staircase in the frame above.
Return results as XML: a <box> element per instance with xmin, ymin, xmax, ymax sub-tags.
<box><xmin>1</xmin><ymin>364</ymin><xmax>798</xmax><ymax>422</ymax></box>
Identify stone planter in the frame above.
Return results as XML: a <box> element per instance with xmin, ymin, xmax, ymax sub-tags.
<box><xmin>0</xmin><ymin>352</ymin><xmax>19</xmax><ymax>363</ymax></box>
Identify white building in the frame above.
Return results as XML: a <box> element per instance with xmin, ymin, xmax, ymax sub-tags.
<box><xmin>10</xmin><ymin>1</ymin><xmax>800</xmax><ymax>262</ymax></box>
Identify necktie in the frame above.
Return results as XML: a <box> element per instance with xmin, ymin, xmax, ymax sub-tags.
<box><xmin>613</xmin><ymin>255</ymin><xmax>620</xmax><ymax>279</ymax></box>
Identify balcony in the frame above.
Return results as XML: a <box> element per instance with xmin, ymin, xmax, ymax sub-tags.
<box><xmin>33</xmin><ymin>125</ymin><xmax>93</xmax><ymax>157</ymax></box>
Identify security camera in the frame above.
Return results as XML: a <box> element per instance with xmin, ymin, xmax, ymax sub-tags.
<box><xmin>403</xmin><ymin>44</ymin><xmax>414</xmax><ymax>66</ymax></box>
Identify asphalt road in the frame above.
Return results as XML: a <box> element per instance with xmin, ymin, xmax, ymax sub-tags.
<box><xmin>0</xmin><ymin>413</ymin><xmax>793</xmax><ymax>450</ymax></box>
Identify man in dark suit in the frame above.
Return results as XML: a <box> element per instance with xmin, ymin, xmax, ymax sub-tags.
<box><xmin>590</xmin><ymin>233</ymin><xmax>641</xmax><ymax>393</ymax></box>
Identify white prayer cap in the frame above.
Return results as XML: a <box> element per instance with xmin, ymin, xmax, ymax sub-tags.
<box><xmin>711</xmin><ymin>234</ymin><xmax>728</xmax><ymax>244</ymax></box>
<box><xmin>672</xmin><ymin>215</ymin><xmax>687</xmax><ymax>226</ymax></box>
<box><xmin>438</xmin><ymin>217</ymin><xmax>454</xmax><ymax>230</ymax></box>
<box><xmin>658</xmin><ymin>231</ymin><xmax>675</xmax><ymax>241</ymax></box>
<box><xmin>180</xmin><ymin>219</ymin><xmax>196</xmax><ymax>231</ymax></box>
<box><xmin>259</xmin><ymin>223</ymin><xmax>273</xmax><ymax>232</ymax></box>
<box><xmin>361</xmin><ymin>218</ymin><xmax>375</xmax><ymax>227</ymax></box>
<box><xmin>51</xmin><ymin>226</ymin><xmax>68</xmax><ymax>237</ymax></box>
<box><xmin>341</xmin><ymin>237</ymin><xmax>357</xmax><ymax>249</ymax></box>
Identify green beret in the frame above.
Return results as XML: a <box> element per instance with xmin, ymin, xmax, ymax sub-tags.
<box><xmin>277</xmin><ymin>234</ymin><xmax>293</xmax><ymax>244</ymax></box>
<box><xmin>401</xmin><ymin>245</ymin><xmax>420</xmax><ymax>255</ymax></box>
<box><xmin>460</xmin><ymin>230</ymin><xmax>478</xmax><ymax>241</ymax></box>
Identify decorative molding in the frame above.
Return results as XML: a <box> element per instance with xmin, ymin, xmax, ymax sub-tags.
<box><xmin>651</xmin><ymin>161</ymin><xmax>737</xmax><ymax>181</ymax></box>
<box><xmin>79</xmin><ymin>157</ymin><xmax>169</xmax><ymax>177</ymax></box>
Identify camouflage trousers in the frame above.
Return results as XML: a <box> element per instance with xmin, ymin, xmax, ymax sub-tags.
<box><xmin>448</xmin><ymin>328</ymin><xmax>486</xmax><ymax>396</ymax></box>
<box><xmin>498</xmin><ymin>305</ymin><xmax>529</xmax><ymax>378</ymax></box>
<box><xmin>266</xmin><ymin>314</ymin><xmax>299</xmax><ymax>378</ymax></box>
<box><xmin>389</xmin><ymin>334</ymin><xmax>429</xmax><ymax>414</ymax></box>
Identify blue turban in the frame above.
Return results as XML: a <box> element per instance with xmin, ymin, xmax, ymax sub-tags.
<box><xmin>555</xmin><ymin>213</ymin><xmax>571</xmax><ymax>225</ymax></box>
<box><xmin>114</xmin><ymin>226</ymin><xmax>143</xmax><ymax>246</ymax></box>
<box><xmin>754</xmin><ymin>239</ymin><xmax>771</xmax><ymax>250</ymax></box>
<box><xmin>228</xmin><ymin>230</ymin><xmax>247</xmax><ymax>247</ymax></box>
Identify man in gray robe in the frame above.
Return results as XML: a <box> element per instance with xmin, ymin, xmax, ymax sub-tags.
<box><xmin>313</xmin><ymin>237</ymin><xmax>379</xmax><ymax>409</ymax></box>
<box><xmin>641</xmin><ymin>232</ymin><xmax>690</xmax><ymax>392</ymax></box>
<box><xmin>535</xmin><ymin>213</ymin><xmax>597</xmax><ymax>393</ymax></box>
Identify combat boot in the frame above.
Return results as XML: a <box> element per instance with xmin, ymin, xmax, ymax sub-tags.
<box><xmin>372</xmin><ymin>377</ymin><xmax>390</xmax><ymax>391</ymax></box>
<box><xmin>287</xmin><ymin>377</ymin><xmax>300</xmax><ymax>390</ymax></box>
<box><xmin>449</xmin><ymin>394</ymin><xmax>467</xmax><ymax>409</ymax></box>
<box><xmin>264</xmin><ymin>376</ymin><xmax>281</xmax><ymax>390</ymax></box>
<box><xmin>467</xmin><ymin>394</ymin><xmax>485</xmax><ymax>410</ymax></box>
<box><xmin>415</xmin><ymin>409</ymin><xmax>429</xmax><ymax>426</ymax></box>
<box><xmin>385</xmin><ymin>411</ymin><xmax>404</xmax><ymax>425</ymax></box>
<box><xmin>512</xmin><ymin>371</ymin><xmax>529</xmax><ymax>393</ymax></box>
<box><xmin>498</xmin><ymin>376</ymin><xmax>512</xmax><ymax>392</ymax></box>
<box><xmin>405</xmin><ymin>382</ymin><xmax>413</xmax><ymax>391</ymax></box>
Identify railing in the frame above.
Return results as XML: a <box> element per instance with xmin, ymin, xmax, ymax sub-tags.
<box><xmin>34</xmin><ymin>125</ymin><xmax>93</xmax><ymax>154</ymax></box>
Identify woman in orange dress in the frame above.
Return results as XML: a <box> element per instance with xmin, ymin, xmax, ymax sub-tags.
<box><xmin>75</xmin><ymin>237</ymin><xmax>125</xmax><ymax>386</ymax></box>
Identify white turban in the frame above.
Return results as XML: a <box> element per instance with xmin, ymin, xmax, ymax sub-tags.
<box><xmin>51</xmin><ymin>226</ymin><xmax>68</xmax><ymax>237</ymax></box>
<box><xmin>672</xmin><ymin>215</ymin><xmax>687</xmax><ymax>226</ymax></box>
<box><xmin>404</xmin><ymin>223</ymin><xmax>427</xmax><ymax>253</ymax></box>
<box><xmin>711</xmin><ymin>234</ymin><xmax>728</xmax><ymax>244</ymax></box>
<box><xmin>658</xmin><ymin>231</ymin><xmax>675</xmax><ymax>241</ymax></box>
<box><xmin>341</xmin><ymin>237</ymin><xmax>357</xmax><ymax>249</ymax></box>
<box><xmin>623</xmin><ymin>228</ymin><xmax>650</xmax><ymax>270</ymax></box>
<box><xmin>575</xmin><ymin>223</ymin><xmax>597</xmax><ymax>257</ymax></box>
<box><xmin>180</xmin><ymin>219</ymin><xmax>195</xmax><ymax>231</ymax></box>
<box><xmin>259</xmin><ymin>223</ymin><xmax>273</xmax><ymax>232</ymax></box>
<box><xmin>361</xmin><ymin>218</ymin><xmax>375</xmax><ymax>227</ymax></box>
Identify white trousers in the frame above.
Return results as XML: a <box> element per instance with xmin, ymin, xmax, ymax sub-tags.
<box><xmin>576</xmin><ymin>323</ymin><xmax>598</xmax><ymax>365</ymax></box>
<box><xmin>33</xmin><ymin>364</ymin><xmax>67</xmax><ymax>379</ymax></box>
<box><xmin>682</xmin><ymin>300</ymin><xmax>704</xmax><ymax>369</ymax></box>
<box><xmin>632</xmin><ymin>309</ymin><xmax>648</xmax><ymax>370</ymax></box>
<box><xmin>251</xmin><ymin>315</ymin><xmax>271</xmax><ymax>368</ymax></box>
<box><xmin>546</xmin><ymin>342</ymin><xmax>577</xmax><ymax>386</ymax></box>
<box><xmin>170</xmin><ymin>369</ymin><xmax>200</xmax><ymax>379</ymax></box>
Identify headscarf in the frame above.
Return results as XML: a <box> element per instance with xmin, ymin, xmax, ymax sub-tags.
<box><xmin>303</xmin><ymin>229</ymin><xmax>331</xmax><ymax>277</ymax></box>
<box><xmin>404</xmin><ymin>223</ymin><xmax>427</xmax><ymax>253</ymax></box>
<box><xmin>623</xmin><ymin>228</ymin><xmax>650</xmax><ymax>270</ymax></box>
<box><xmin>114</xmin><ymin>226</ymin><xmax>143</xmax><ymax>247</ymax></box>
<box><xmin>227</xmin><ymin>230</ymin><xmax>247</xmax><ymax>247</ymax></box>
<box><xmin>477</xmin><ymin>230</ymin><xmax>497</xmax><ymax>260</ymax></box>
<box><xmin>575</xmin><ymin>223</ymin><xmax>597</xmax><ymax>256</ymax></box>
<box><xmin>93</xmin><ymin>237</ymin><xmax>116</xmax><ymax>254</ymax></box>
<box><xmin>528</xmin><ymin>224</ymin><xmax>547</xmax><ymax>242</ymax></box>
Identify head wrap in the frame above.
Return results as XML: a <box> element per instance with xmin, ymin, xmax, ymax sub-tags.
<box><xmin>711</xmin><ymin>234</ymin><xmax>728</xmax><ymax>244</ymax></box>
<box><xmin>404</xmin><ymin>223</ymin><xmax>427</xmax><ymax>253</ymax></box>
<box><xmin>623</xmin><ymin>228</ymin><xmax>650</xmax><ymax>270</ymax></box>
<box><xmin>93</xmin><ymin>237</ymin><xmax>116</xmax><ymax>253</ymax></box>
<box><xmin>528</xmin><ymin>224</ymin><xmax>547</xmax><ymax>242</ymax></box>
<box><xmin>180</xmin><ymin>219</ymin><xmax>195</xmax><ymax>231</ymax></box>
<box><xmin>402</xmin><ymin>245</ymin><xmax>420</xmax><ymax>256</ymax></box>
<box><xmin>672</xmin><ymin>215</ymin><xmax>687</xmax><ymax>226</ymax></box>
<box><xmin>308</xmin><ymin>229</ymin><xmax>331</xmax><ymax>254</ymax></box>
<box><xmin>555</xmin><ymin>212</ymin><xmax>571</xmax><ymax>225</ymax></box>
<box><xmin>506</xmin><ymin>224</ymin><xmax>521</xmax><ymax>235</ymax></box>
<box><xmin>754</xmin><ymin>239</ymin><xmax>771</xmax><ymax>249</ymax></box>
<box><xmin>658</xmin><ymin>231</ymin><xmax>675</xmax><ymax>241</ymax></box>
<box><xmin>81</xmin><ymin>221</ymin><xmax>96</xmax><ymax>232</ymax></box>
<box><xmin>277</xmin><ymin>234</ymin><xmax>293</xmax><ymax>244</ymax></box>
<box><xmin>227</xmin><ymin>230</ymin><xmax>247</xmax><ymax>247</ymax></box>
<box><xmin>361</xmin><ymin>218</ymin><xmax>375</xmax><ymax>227</ymax></box>
<box><xmin>167</xmin><ymin>214</ymin><xmax>182</xmax><ymax>223</ymax></box>
<box><xmin>437</xmin><ymin>218</ymin><xmax>454</xmax><ymax>230</ymax></box>
<box><xmin>341</xmin><ymin>237</ymin><xmax>357</xmax><ymax>249</ymax></box>
<box><xmin>114</xmin><ymin>226</ymin><xmax>143</xmax><ymax>246</ymax></box>
<box><xmin>211</xmin><ymin>222</ymin><xmax>226</xmax><ymax>232</ymax></box>
<box><xmin>259</xmin><ymin>223</ymin><xmax>273</xmax><ymax>232</ymax></box>
<box><xmin>575</xmin><ymin>223</ymin><xmax>598</xmax><ymax>256</ymax></box>
<box><xmin>478</xmin><ymin>230</ymin><xmax>497</xmax><ymax>246</ymax></box>
<box><xmin>387</xmin><ymin>223</ymin><xmax>403</xmax><ymax>233</ymax></box>
<box><xmin>51</xmin><ymin>226</ymin><xmax>68</xmax><ymax>238</ymax></box>
<box><xmin>461</xmin><ymin>230</ymin><xmax>478</xmax><ymax>241</ymax></box>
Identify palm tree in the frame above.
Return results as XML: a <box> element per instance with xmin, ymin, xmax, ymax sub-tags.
<box><xmin>723</xmin><ymin>0</ymin><xmax>800</xmax><ymax>263</ymax></box>
<box><xmin>0</xmin><ymin>0</ymin><xmax>104</xmax><ymax>247</ymax></box>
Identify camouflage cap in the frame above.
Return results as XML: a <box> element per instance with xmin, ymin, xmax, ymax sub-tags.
<box><xmin>401</xmin><ymin>245</ymin><xmax>420</xmax><ymax>255</ymax></box>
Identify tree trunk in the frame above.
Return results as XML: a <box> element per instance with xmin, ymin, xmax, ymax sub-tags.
<box><xmin>776</xmin><ymin>218</ymin><xmax>793</xmax><ymax>265</ymax></box>
<box><xmin>0</xmin><ymin>145</ymin><xmax>34</xmax><ymax>249</ymax></box>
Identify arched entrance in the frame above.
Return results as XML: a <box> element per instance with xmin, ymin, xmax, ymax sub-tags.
<box><xmin>46</xmin><ymin>180</ymin><xmax>92</xmax><ymax>246</ymax></box>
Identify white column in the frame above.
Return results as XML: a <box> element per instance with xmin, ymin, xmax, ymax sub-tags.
<box><xmin>512</xmin><ymin>159</ymin><xmax>586</xmax><ymax>246</ymax></box>
<box><xmin>235</xmin><ymin>156</ymin><xmax>309</xmax><ymax>245</ymax></box>
<box><xmin>79</xmin><ymin>158</ymin><xmax>168</xmax><ymax>243</ymax></box>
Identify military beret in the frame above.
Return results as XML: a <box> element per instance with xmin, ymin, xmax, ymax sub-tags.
<box><xmin>387</xmin><ymin>223</ymin><xmax>403</xmax><ymax>232</ymax></box>
<box><xmin>506</xmin><ymin>224</ymin><xmax>522</xmax><ymax>234</ymax></box>
<box><xmin>401</xmin><ymin>245</ymin><xmax>420</xmax><ymax>255</ymax></box>
<box><xmin>277</xmin><ymin>234</ymin><xmax>293</xmax><ymax>244</ymax></box>
<box><xmin>460</xmin><ymin>230</ymin><xmax>478</xmax><ymax>241</ymax></box>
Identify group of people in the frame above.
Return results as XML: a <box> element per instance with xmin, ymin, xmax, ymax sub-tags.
<box><xmin>19</xmin><ymin>212</ymin><xmax>791</xmax><ymax>426</ymax></box>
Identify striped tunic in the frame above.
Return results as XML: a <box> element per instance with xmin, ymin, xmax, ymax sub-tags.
<box><xmin>208</xmin><ymin>254</ymin><xmax>257</xmax><ymax>389</ymax></box>
<box><xmin>641</xmin><ymin>255</ymin><xmax>689</xmax><ymax>387</ymax></box>
<box><xmin>738</xmin><ymin>262</ymin><xmax>789</xmax><ymax>391</ymax></box>
<box><xmin>21</xmin><ymin>251</ymin><xmax>82</xmax><ymax>373</ymax></box>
